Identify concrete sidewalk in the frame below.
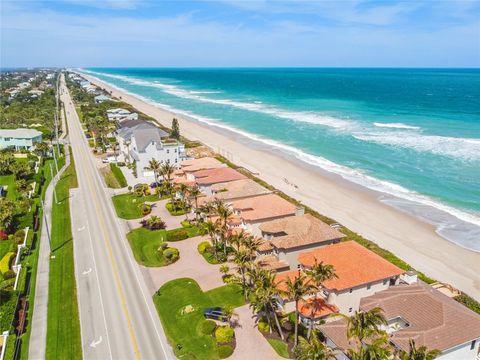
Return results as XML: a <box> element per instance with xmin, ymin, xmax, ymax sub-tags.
<box><xmin>28</xmin><ymin>146</ymin><xmax>71</xmax><ymax>360</ymax></box>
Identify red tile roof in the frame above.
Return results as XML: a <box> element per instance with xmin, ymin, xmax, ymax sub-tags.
<box><xmin>297</xmin><ymin>298</ymin><xmax>339</xmax><ymax>319</ymax></box>
<box><xmin>298</xmin><ymin>241</ymin><xmax>404</xmax><ymax>291</ymax></box>
<box><xmin>230</xmin><ymin>194</ymin><xmax>297</xmax><ymax>223</ymax></box>
<box><xmin>194</xmin><ymin>167</ymin><xmax>246</xmax><ymax>186</ymax></box>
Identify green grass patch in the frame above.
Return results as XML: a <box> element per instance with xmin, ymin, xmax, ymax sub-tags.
<box><xmin>153</xmin><ymin>278</ymin><xmax>244</xmax><ymax>360</ymax></box>
<box><xmin>267</xmin><ymin>338</ymin><xmax>290</xmax><ymax>358</ymax></box>
<box><xmin>110</xmin><ymin>163</ymin><xmax>127</xmax><ymax>187</ymax></box>
<box><xmin>46</xmin><ymin>154</ymin><xmax>82</xmax><ymax>360</ymax></box>
<box><xmin>0</xmin><ymin>240</ymin><xmax>13</xmax><ymax>263</ymax></box>
<box><xmin>0</xmin><ymin>174</ymin><xmax>17</xmax><ymax>200</ymax></box>
<box><xmin>0</xmin><ymin>252</ymin><xmax>15</xmax><ymax>273</ymax></box>
<box><xmin>103</xmin><ymin>168</ymin><xmax>121</xmax><ymax>188</ymax></box>
<box><xmin>127</xmin><ymin>228</ymin><xmax>180</xmax><ymax>267</ymax></box>
<box><xmin>111</xmin><ymin>193</ymin><xmax>158</xmax><ymax>219</ymax></box>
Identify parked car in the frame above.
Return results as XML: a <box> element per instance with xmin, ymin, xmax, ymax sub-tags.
<box><xmin>134</xmin><ymin>183</ymin><xmax>147</xmax><ymax>190</ymax></box>
<box><xmin>102</xmin><ymin>155</ymin><xmax>117</xmax><ymax>164</ymax></box>
<box><xmin>150</xmin><ymin>181</ymin><xmax>164</xmax><ymax>188</ymax></box>
<box><xmin>203</xmin><ymin>307</ymin><xmax>228</xmax><ymax>322</ymax></box>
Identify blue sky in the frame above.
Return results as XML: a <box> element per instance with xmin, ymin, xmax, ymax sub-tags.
<box><xmin>1</xmin><ymin>0</ymin><xmax>479</xmax><ymax>67</ymax></box>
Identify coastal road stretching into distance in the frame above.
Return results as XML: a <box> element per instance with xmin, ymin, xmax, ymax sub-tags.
<box><xmin>60</xmin><ymin>74</ymin><xmax>173</xmax><ymax>360</ymax></box>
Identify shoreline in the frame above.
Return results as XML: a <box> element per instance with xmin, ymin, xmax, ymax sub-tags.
<box><xmin>81</xmin><ymin>72</ymin><xmax>480</xmax><ymax>301</ymax></box>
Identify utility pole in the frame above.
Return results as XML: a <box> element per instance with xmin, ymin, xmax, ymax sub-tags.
<box><xmin>50</xmin><ymin>164</ymin><xmax>58</xmax><ymax>204</ymax></box>
<box><xmin>41</xmin><ymin>198</ymin><xmax>52</xmax><ymax>253</ymax></box>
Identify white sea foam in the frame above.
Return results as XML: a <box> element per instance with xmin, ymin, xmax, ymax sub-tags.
<box><xmin>353</xmin><ymin>132</ymin><xmax>480</xmax><ymax>161</ymax></box>
<box><xmin>373</xmin><ymin>122</ymin><xmax>420</xmax><ymax>130</ymax></box>
<box><xmin>81</xmin><ymin>69</ymin><xmax>352</xmax><ymax>129</ymax></box>
<box><xmin>77</xmin><ymin>69</ymin><xmax>480</xmax><ymax>237</ymax></box>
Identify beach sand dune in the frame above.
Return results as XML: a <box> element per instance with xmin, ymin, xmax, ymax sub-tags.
<box><xmin>82</xmin><ymin>73</ymin><xmax>480</xmax><ymax>301</ymax></box>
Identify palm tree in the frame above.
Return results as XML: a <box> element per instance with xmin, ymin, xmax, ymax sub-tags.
<box><xmin>295</xmin><ymin>331</ymin><xmax>337</xmax><ymax>360</ymax></box>
<box><xmin>285</xmin><ymin>271</ymin><xmax>316</xmax><ymax>347</ymax></box>
<box><xmin>347</xmin><ymin>336</ymin><xmax>391</xmax><ymax>360</ymax></box>
<box><xmin>213</xmin><ymin>199</ymin><xmax>233</xmax><ymax>256</ymax></box>
<box><xmin>398</xmin><ymin>339</ymin><xmax>442</xmax><ymax>360</ymax></box>
<box><xmin>34</xmin><ymin>141</ymin><xmax>49</xmax><ymax>157</ymax></box>
<box><xmin>232</xmin><ymin>248</ymin><xmax>251</xmax><ymax>298</ymax></box>
<box><xmin>201</xmin><ymin>220</ymin><xmax>220</xmax><ymax>260</ymax></box>
<box><xmin>304</xmin><ymin>259</ymin><xmax>337</xmax><ymax>338</ymax></box>
<box><xmin>177</xmin><ymin>183</ymin><xmax>191</xmax><ymax>220</ymax></box>
<box><xmin>161</xmin><ymin>162</ymin><xmax>176</xmax><ymax>204</ymax></box>
<box><xmin>346</xmin><ymin>307</ymin><xmax>387</xmax><ymax>342</ymax></box>
<box><xmin>144</xmin><ymin>158</ymin><xmax>161</xmax><ymax>186</ymax></box>
<box><xmin>188</xmin><ymin>186</ymin><xmax>201</xmax><ymax>220</ymax></box>
<box><xmin>249</xmin><ymin>266</ymin><xmax>286</xmax><ymax>341</ymax></box>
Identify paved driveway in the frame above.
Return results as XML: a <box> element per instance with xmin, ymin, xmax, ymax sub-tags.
<box><xmin>231</xmin><ymin>305</ymin><xmax>284</xmax><ymax>360</ymax></box>
<box><xmin>141</xmin><ymin>235</ymin><xmax>224</xmax><ymax>295</ymax></box>
<box><xmin>127</xmin><ymin>199</ymin><xmax>185</xmax><ymax>230</ymax></box>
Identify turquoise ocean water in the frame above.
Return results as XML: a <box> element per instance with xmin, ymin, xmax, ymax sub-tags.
<box><xmin>81</xmin><ymin>68</ymin><xmax>480</xmax><ymax>251</ymax></box>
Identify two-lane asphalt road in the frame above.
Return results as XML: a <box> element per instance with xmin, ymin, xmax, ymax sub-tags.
<box><xmin>60</xmin><ymin>74</ymin><xmax>173</xmax><ymax>360</ymax></box>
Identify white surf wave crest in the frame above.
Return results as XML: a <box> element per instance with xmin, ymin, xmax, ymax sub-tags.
<box><xmin>373</xmin><ymin>122</ymin><xmax>420</xmax><ymax>130</ymax></box>
<box><xmin>80</xmin><ymin>69</ymin><xmax>480</xmax><ymax>162</ymax></box>
<box><xmin>81</xmin><ymin>69</ymin><xmax>352</xmax><ymax>129</ymax></box>
<box><xmin>354</xmin><ymin>132</ymin><xmax>480</xmax><ymax>161</ymax></box>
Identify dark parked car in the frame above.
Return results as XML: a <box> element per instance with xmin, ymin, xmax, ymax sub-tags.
<box><xmin>133</xmin><ymin>183</ymin><xmax>147</xmax><ymax>190</ymax></box>
<box><xmin>150</xmin><ymin>181</ymin><xmax>163</xmax><ymax>188</ymax></box>
<box><xmin>203</xmin><ymin>307</ymin><xmax>228</xmax><ymax>322</ymax></box>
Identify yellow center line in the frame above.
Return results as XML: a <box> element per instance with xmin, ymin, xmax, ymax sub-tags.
<box><xmin>66</xmin><ymin>87</ymin><xmax>141</xmax><ymax>359</ymax></box>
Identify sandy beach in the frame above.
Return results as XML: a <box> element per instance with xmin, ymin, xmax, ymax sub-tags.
<box><xmin>83</xmin><ymin>73</ymin><xmax>480</xmax><ymax>301</ymax></box>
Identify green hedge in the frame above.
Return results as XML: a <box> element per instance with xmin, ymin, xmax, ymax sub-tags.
<box><xmin>166</xmin><ymin>229</ymin><xmax>188</xmax><ymax>242</ymax></box>
<box><xmin>215</xmin><ymin>325</ymin><xmax>234</xmax><ymax>343</ymax></box>
<box><xmin>217</xmin><ymin>345</ymin><xmax>234</xmax><ymax>359</ymax></box>
<box><xmin>110</xmin><ymin>163</ymin><xmax>127</xmax><ymax>187</ymax></box>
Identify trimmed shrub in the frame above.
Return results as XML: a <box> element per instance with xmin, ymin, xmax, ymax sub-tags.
<box><xmin>197</xmin><ymin>241</ymin><xmax>211</xmax><ymax>254</ymax></box>
<box><xmin>0</xmin><ymin>252</ymin><xmax>15</xmax><ymax>273</ymax></box>
<box><xmin>3</xmin><ymin>269</ymin><xmax>16</xmax><ymax>279</ymax></box>
<box><xmin>110</xmin><ymin>163</ymin><xmax>127</xmax><ymax>187</ymax></box>
<box><xmin>215</xmin><ymin>325</ymin><xmax>234</xmax><ymax>344</ymax></box>
<box><xmin>217</xmin><ymin>345</ymin><xmax>234</xmax><ymax>359</ymax></box>
<box><xmin>13</xmin><ymin>229</ymin><xmax>25</xmax><ymax>245</ymax></box>
<box><xmin>163</xmin><ymin>248</ymin><xmax>179</xmax><ymax>262</ymax></box>
<box><xmin>166</xmin><ymin>229</ymin><xmax>188</xmax><ymax>242</ymax></box>
<box><xmin>199</xmin><ymin>320</ymin><xmax>217</xmax><ymax>335</ymax></box>
<box><xmin>140</xmin><ymin>204</ymin><xmax>152</xmax><ymax>216</ymax></box>
<box><xmin>258</xmin><ymin>319</ymin><xmax>270</xmax><ymax>333</ymax></box>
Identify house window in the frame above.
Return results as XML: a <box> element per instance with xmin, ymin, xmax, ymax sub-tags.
<box><xmin>175</xmin><ymin>159</ymin><xmax>177</xmax><ymax>163</ymax></box>
<box><xmin>174</xmin><ymin>149</ymin><xmax>177</xmax><ymax>153</ymax></box>
<box><xmin>349</xmin><ymin>288</ymin><xmax>353</xmax><ymax>293</ymax></box>
<box><xmin>349</xmin><ymin>308</ymin><xmax>353</xmax><ymax>313</ymax></box>
<box><xmin>367</xmin><ymin>284</ymin><xmax>371</xmax><ymax>290</ymax></box>
<box><xmin>471</xmin><ymin>340</ymin><xmax>476</xmax><ymax>350</ymax></box>
<box><xmin>167</xmin><ymin>149</ymin><xmax>170</xmax><ymax>154</ymax></box>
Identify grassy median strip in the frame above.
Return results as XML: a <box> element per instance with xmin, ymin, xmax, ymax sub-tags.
<box><xmin>153</xmin><ymin>278</ymin><xmax>245</xmax><ymax>360</ymax></box>
<box><xmin>110</xmin><ymin>163</ymin><xmax>127</xmax><ymax>187</ymax></box>
<box><xmin>46</xmin><ymin>154</ymin><xmax>82</xmax><ymax>360</ymax></box>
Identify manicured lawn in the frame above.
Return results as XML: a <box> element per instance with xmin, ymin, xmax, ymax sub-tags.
<box><xmin>110</xmin><ymin>163</ymin><xmax>127</xmax><ymax>187</ymax></box>
<box><xmin>153</xmin><ymin>278</ymin><xmax>245</xmax><ymax>359</ymax></box>
<box><xmin>111</xmin><ymin>193</ymin><xmax>158</xmax><ymax>219</ymax></box>
<box><xmin>267</xmin><ymin>339</ymin><xmax>290</xmax><ymax>358</ymax></box>
<box><xmin>46</xmin><ymin>156</ymin><xmax>82</xmax><ymax>360</ymax></box>
<box><xmin>0</xmin><ymin>174</ymin><xmax>17</xmax><ymax>200</ymax></box>
<box><xmin>127</xmin><ymin>228</ymin><xmax>171</xmax><ymax>267</ymax></box>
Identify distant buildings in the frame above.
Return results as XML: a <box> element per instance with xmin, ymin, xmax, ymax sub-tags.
<box><xmin>107</xmin><ymin>108</ymin><xmax>138</xmax><ymax>121</ymax></box>
<box><xmin>0</xmin><ymin>128</ymin><xmax>43</xmax><ymax>150</ymax></box>
<box><xmin>94</xmin><ymin>94</ymin><xmax>111</xmax><ymax>103</ymax></box>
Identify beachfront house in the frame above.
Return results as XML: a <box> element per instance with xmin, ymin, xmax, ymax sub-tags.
<box><xmin>116</xmin><ymin>120</ymin><xmax>186</xmax><ymax>178</ymax></box>
<box><xmin>228</xmin><ymin>194</ymin><xmax>301</xmax><ymax>237</ymax></box>
<box><xmin>107</xmin><ymin>108</ymin><xmax>138</xmax><ymax>122</ymax></box>
<box><xmin>95</xmin><ymin>94</ymin><xmax>111</xmax><ymax>103</ymax></box>
<box><xmin>256</xmin><ymin>214</ymin><xmax>345</xmax><ymax>269</ymax></box>
<box><xmin>0</xmin><ymin>128</ymin><xmax>43</xmax><ymax>151</ymax></box>
<box><xmin>198</xmin><ymin>178</ymin><xmax>272</xmax><ymax>207</ymax></box>
<box><xmin>297</xmin><ymin>241</ymin><xmax>404</xmax><ymax>315</ymax></box>
<box><xmin>320</xmin><ymin>281</ymin><xmax>480</xmax><ymax>360</ymax></box>
<box><xmin>190</xmin><ymin>167</ymin><xmax>247</xmax><ymax>195</ymax></box>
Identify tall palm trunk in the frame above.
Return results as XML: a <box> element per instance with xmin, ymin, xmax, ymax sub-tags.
<box><xmin>270</xmin><ymin>303</ymin><xmax>285</xmax><ymax>341</ymax></box>
<box><xmin>294</xmin><ymin>303</ymin><xmax>299</xmax><ymax>347</ymax></box>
